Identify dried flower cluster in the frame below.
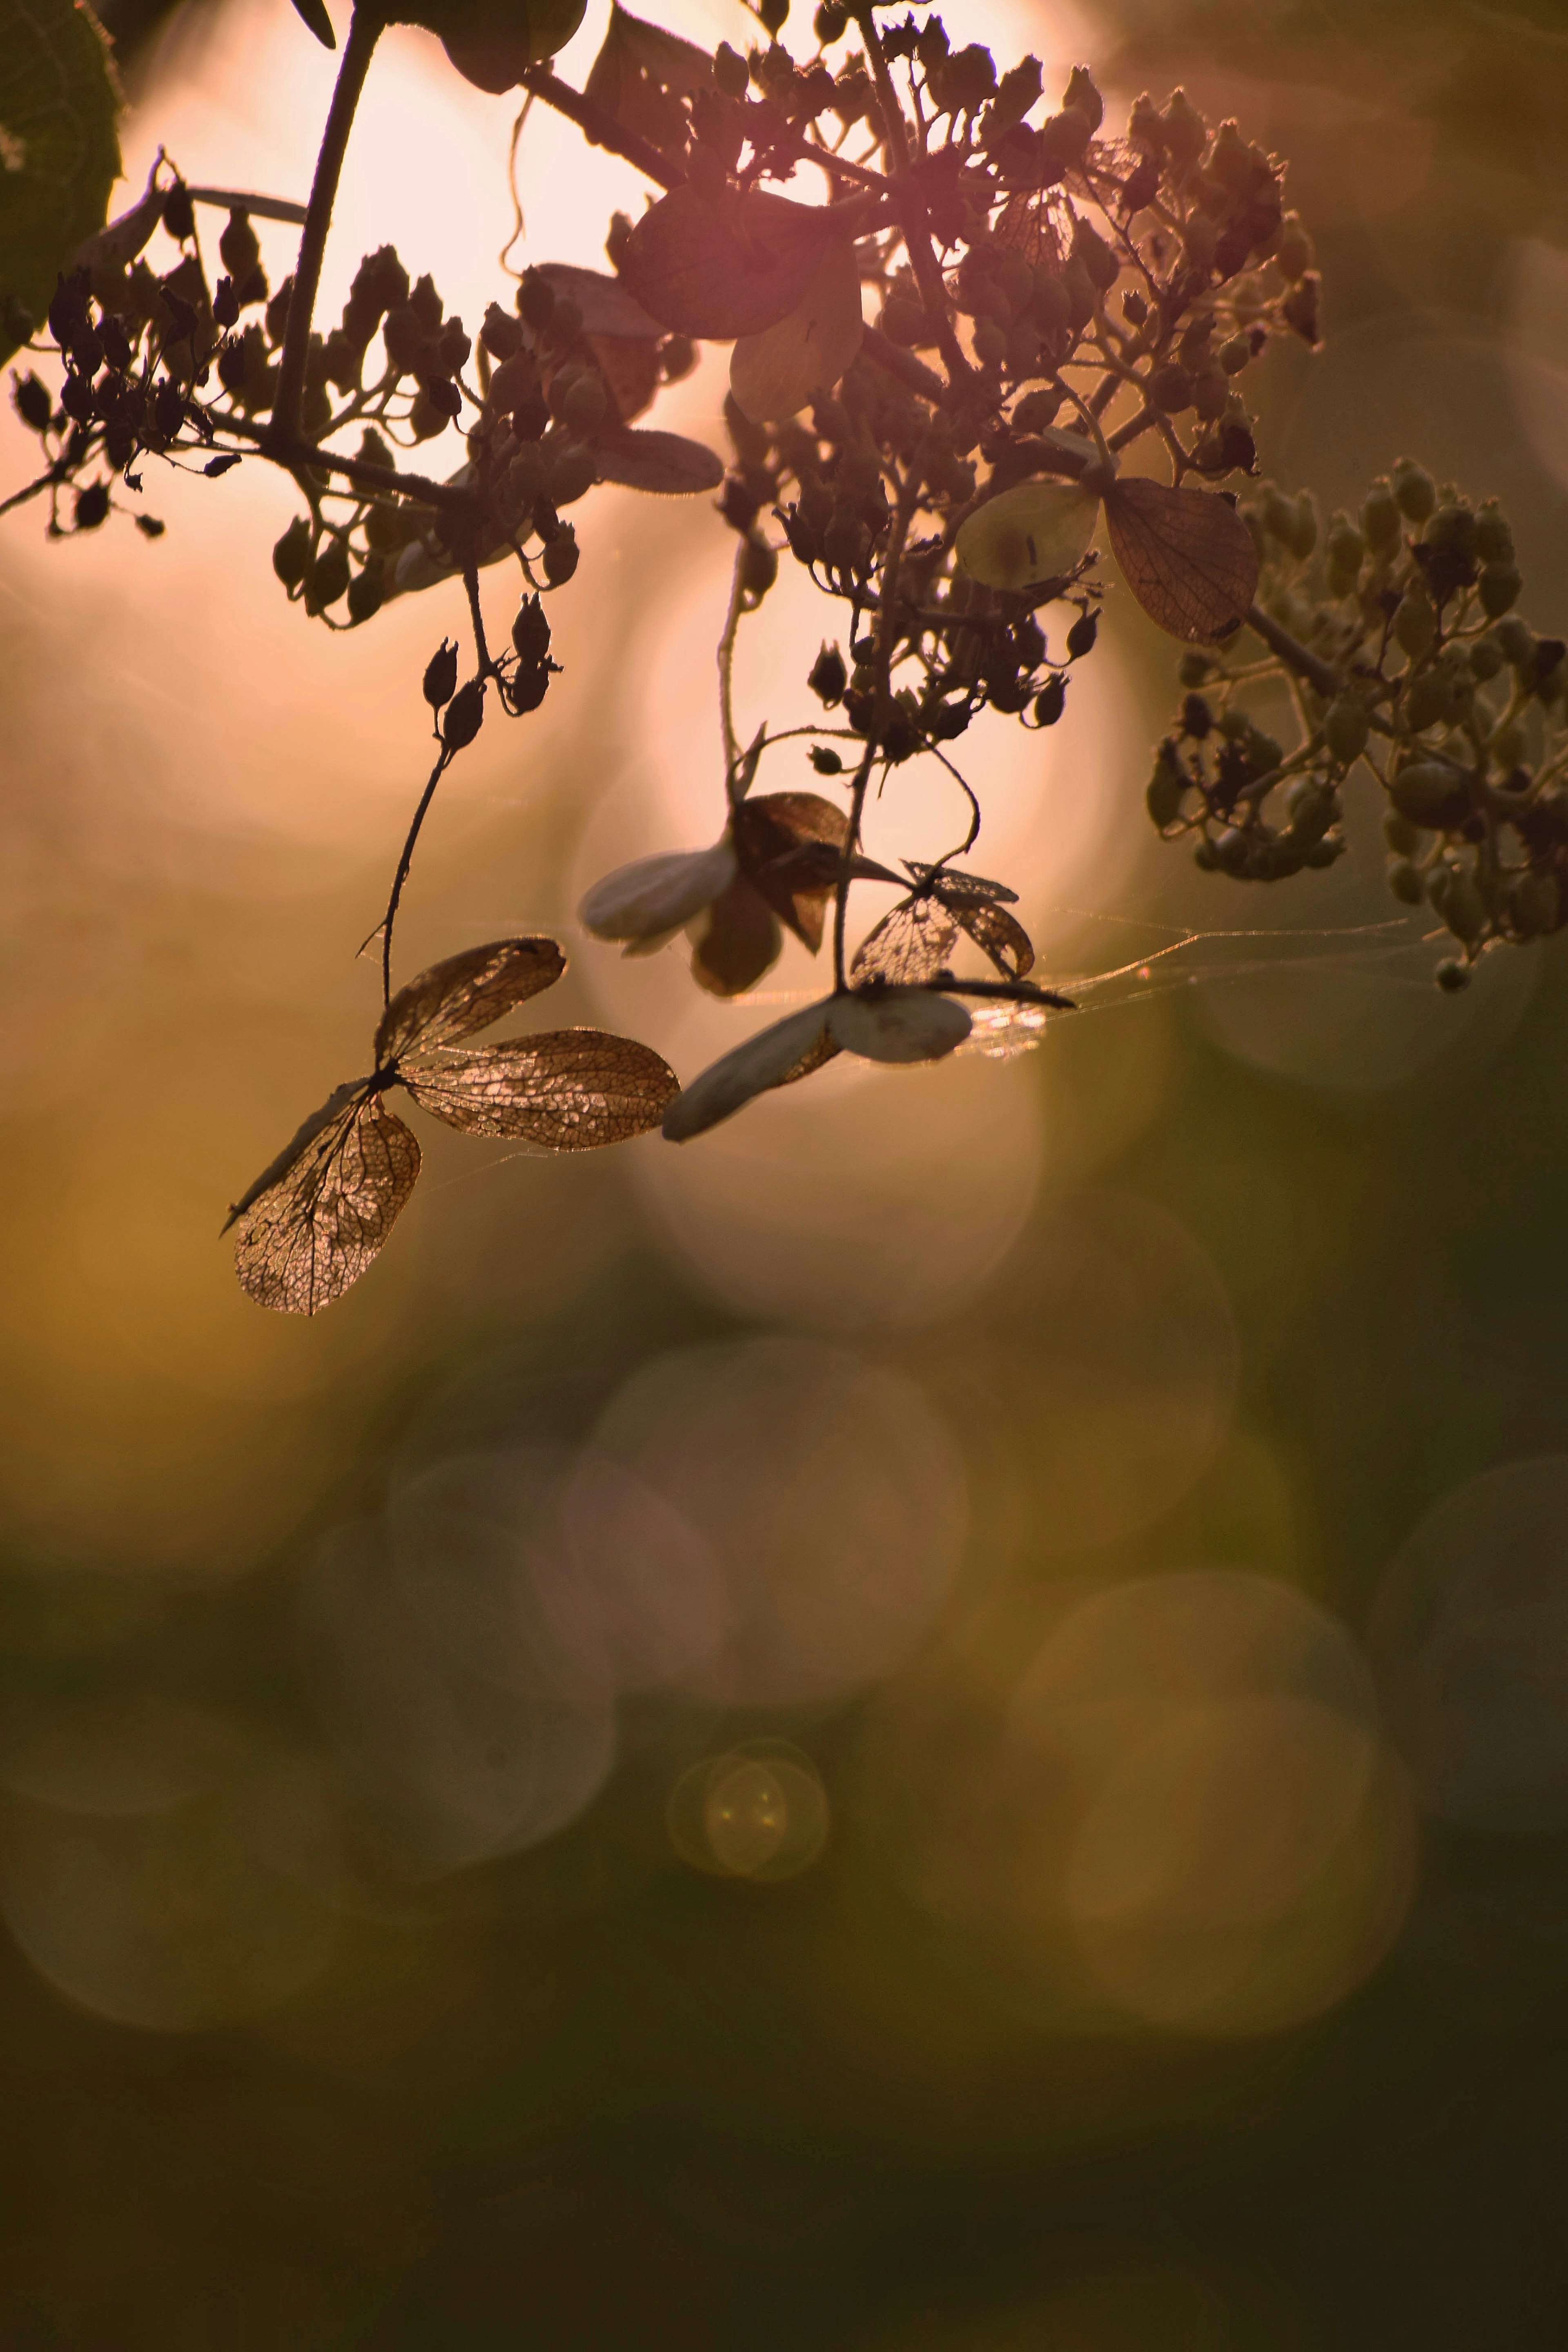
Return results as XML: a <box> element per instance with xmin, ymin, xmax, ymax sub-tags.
<box><xmin>5</xmin><ymin>0</ymin><xmax>1555</xmax><ymax>1311</ymax></box>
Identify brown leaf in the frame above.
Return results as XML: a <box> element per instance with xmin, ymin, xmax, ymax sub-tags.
<box><xmin>733</xmin><ymin>792</ymin><xmax>850</xmax><ymax>951</ymax></box>
<box><xmin>401</xmin><ymin>1031</ymin><xmax>677</xmax><ymax>1147</ymax></box>
<box><xmin>619</xmin><ymin>187</ymin><xmax>835</xmax><ymax>341</ymax></box>
<box><xmin>1103</xmin><ymin>477</ymin><xmax>1260</xmax><ymax>644</ymax></box>
<box><xmin>852</xmin><ymin>899</ymin><xmax>960</xmax><ymax>987</ymax></box>
<box><xmin>586</xmin><ymin>3</ymin><xmax>714</xmax><ymax>156</ymax></box>
<box><xmin>537</xmin><ymin>262</ymin><xmax>664</xmax><ymax>340</ymax></box>
<box><xmin>232</xmin><ymin>1089</ymin><xmax>421</xmax><ymax>1317</ymax></box>
<box><xmin>595</xmin><ymin>427</ymin><xmax>724</xmax><ymax>494</ymax></box>
<box><xmin>952</xmin><ymin>900</ymin><xmax>1035</xmax><ymax>979</ymax></box>
<box><xmin>375</xmin><ymin>937</ymin><xmax>565</xmax><ymax>1065</ymax></box>
<box><xmin>689</xmin><ymin>874</ymin><xmax>783</xmax><ymax>997</ymax></box>
<box><xmin>587</xmin><ymin>334</ymin><xmax>660</xmax><ymax>427</ymax></box>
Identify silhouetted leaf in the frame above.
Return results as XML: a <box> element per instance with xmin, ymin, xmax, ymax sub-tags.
<box><xmin>588</xmin><ymin>333</ymin><xmax>659</xmax><ymax>425</ymax></box>
<box><xmin>585</xmin><ymin>2</ymin><xmax>713</xmax><ymax>157</ymax></box>
<box><xmin>401</xmin><ymin>1031</ymin><xmax>677</xmax><ymax>1144</ymax></box>
<box><xmin>1104</xmin><ymin>476</ymin><xmax>1259</xmax><ymax>644</ymax></box>
<box><xmin>733</xmin><ymin>792</ymin><xmax>850</xmax><ymax>950</ymax></box>
<box><xmin>853</xmin><ymin>899</ymin><xmax>959</xmax><ymax>986</ymax></box>
<box><xmin>374</xmin><ymin>937</ymin><xmax>566</xmax><ymax>1063</ymax></box>
<box><xmin>956</xmin><ymin>481</ymin><xmax>1099</xmax><ymax>591</ymax></box>
<box><xmin>72</xmin><ymin>161</ymin><xmax>162</xmax><ymax>278</ymax></box>
<box><xmin>412</xmin><ymin>0</ymin><xmax>590</xmax><ymax>93</ymax></box>
<box><xmin>827</xmin><ymin>988</ymin><xmax>973</xmax><ymax>1063</ymax></box>
<box><xmin>232</xmin><ymin>1088</ymin><xmax>420</xmax><ymax>1316</ymax></box>
<box><xmin>620</xmin><ymin>187</ymin><xmax>835</xmax><ymax>340</ymax></box>
<box><xmin>730</xmin><ymin>236</ymin><xmax>864</xmax><ymax>424</ymax></box>
<box><xmin>0</xmin><ymin>0</ymin><xmax>121</xmax><ymax>362</ymax></box>
<box><xmin>595</xmin><ymin>428</ymin><xmax>724</xmax><ymax>494</ymax></box>
<box><xmin>689</xmin><ymin>875</ymin><xmax>782</xmax><ymax>997</ymax></box>
<box><xmin>537</xmin><ymin>261</ymin><xmax>664</xmax><ymax>339</ymax></box>
<box><xmin>662</xmin><ymin>1002</ymin><xmax>839</xmax><ymax>1140</ymax></box>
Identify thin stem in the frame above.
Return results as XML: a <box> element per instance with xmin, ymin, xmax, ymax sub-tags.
<box><xmin>1245</xmin><ymin>600</ymin><xmax>1342</xmax><ymax>701</ymax></box>
<box><xmin>379</xmin><ymin>744</ymin><xmax>452</xmax><ymax>1007</ymax></box>
<box><xmin>834</xmin><ymin>743</ymin><xmax>878</xmax><ymax>990</ymax></box>
<box><xmin>928</xmin><ymin>975</ymin><xmax>1076</xmax><ymax>1010</ymax></box>
<box><xmin>270</xmin><ymin>3</ymin><xmax>383</xmax><ymax>453</ymax></box>
<box><xmin>214</xmin><ymin>412</ymin><xmax>463</xmax><ymax>510</ymax></box>
<box><xmin>520</xmin><ymin>66</ymin><xmax>684</xmax><ymax>190</ymax></box>
<box><xmin>718</xmin><ymin>538</ymin><xmax>746</xmax><ymax>798</ymax></box>
<box><xmin>0</xmin><ymin>469</ymin><xmax>55</xmax><ymax>520</ymax></box>
<box><xmin>861</xmin><ymin>323</ymin><xmax>944</xmax><ymax>406</ymax></box>
<box><xmin>463</xmin><ymin>564</ymin><xmax>493</xmax><ymax>675</ymax></box>
<box><xmin>851</xmin><ymin>4</ymin><xmax>976</xmax><ymax>398</ymax></box>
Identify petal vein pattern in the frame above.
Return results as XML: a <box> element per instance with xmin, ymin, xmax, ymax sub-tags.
<box><xmin>233</xmin><ymin>1091</ymin><xmax>421</xmax><ymax>1316</ymax></box>
<box><xmin>401</xmin><ymin>1032</ymin><xmax>679</xmax><ymax>1144</ymax></box>
<box><xmin>374</xmin><ymin>937</ymin><xmax>566</xmax><ymax>1064</ymax></box>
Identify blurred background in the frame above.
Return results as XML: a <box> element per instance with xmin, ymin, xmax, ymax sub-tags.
<box><xmin>4</xmin><ymin>0</ymin><xmax>1568</xmax><ymax>2343</ymax></box>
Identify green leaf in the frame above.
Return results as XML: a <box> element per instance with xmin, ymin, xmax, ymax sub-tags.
<box><xmin>955</xmin><ymin>481</ymin><xmax>1099</xmax><ymax>591</ymax></box>
<box><xmin>288</xmin><ymin>0</ymin><xmax>336</xmax><ymax>49</ymax></box>
<box><xmin>0</xmin><ymin>0</ymin><xmax>122</xmax><ymax>362</ymax></box>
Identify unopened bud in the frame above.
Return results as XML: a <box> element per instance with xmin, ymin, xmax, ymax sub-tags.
<box><xmin>808</xmin><ymin>643</ymin><xmax>847</xmax><ymax>704</ymax></box>
<box><xmin>1385</xmin><ymin>855</ymin><xmax>1425</xmax><ymax>905</ymax></box>
<box><xmin>1393</xmin><ymin>586</ymin><xmax>1436</xmax><ymax>660</ymax></box>
<box><xmin>443</xmin><ymin>678</ymin><xmax>485</xmax><ymax>751</ymax></box>
<box><xmin>517</xmin><ymin>269</ymin><xmax>555</xmax><ymax>330</ymax></box>
<box><xmin>1066</xmin><ymin>609</ymin><xmax>1099</xmax><ymax>659</ymax></box>
<box><xmin>1034</xmin><ymin>673</ymin><xmax>1067</xmax><ymax>726</ymax></box>
<box><xmin>423</xmin><ymin>638</ymin><xmax>459</xmax><ymax>709</ymax></box>
<box><xmin>542</xmin><ymin>523</ymin><xmax>579</xmax><ymax>585</ymax></box>
<box><xmin>1391</xmin><ymin>457</ymin><xmax>1435</xmax><ymax>523</ymax></box>
<box><xmin>1478</xmin><ymin>561</ymin><xmax>1522</xmax><ymax>619</ymax></box>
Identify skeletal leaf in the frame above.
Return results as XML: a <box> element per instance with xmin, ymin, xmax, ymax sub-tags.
<box><xmin>1103</xmin><ymin>476</ymin><xmax>1260</xmax><ymax>643</ymax></box>
<box><xmin>401</xmin><ymin>1031</ymin><xmax>677</xmax><ymax>1145</ymax></box>
<box><xmin>595</xmin><ymin>428</ymin><xmax>724</xmax><ymax>494</ymax></box>
<box><xmin>619</xmin><ymin>187</ymin><xmax>835</xmax><ymax>340</ymax></box>
<box><xmin>951</xmin><ymin>900</ymin><xmax>1034</xmax><ymax>978</ymax></box>
<box><xmin>374</xmin><ymin>936</ymin><xmax>566</xmax><ymax>1063</ymax></box>
<box><xmin>232</xmin><ymin>1089</ymin><xmax>421</xmax><ymax>1316</ymax></box>
<box><xmin>580</xmin><ymin>840</ymin><xmax>737</xmax><ymax>944</ymax></box>
<box><xmin>662</xmin><ymin>1002</ymin><xmax>839</xmax><ymax>1141</ymax></box>
<box><xmin>955</xmin><ymin>482</ymin><xmax>1099</xmax><ymax>591</ymax></box>
<box><xmin>733</xmin><ymin>792</ymin><xmax>851</xmax><ymax>950</ymax></box>
<box><xmin>729</xmin><ymin>236</ymin><xmax>864</xmax><ymax>424</ymax></box>
<box><xmin>585</xmin><ymin>2</ymin><xmax>714</xmax><ymax>156</ymax></box>
<box><xmin>905</xmin><ymin>861</ymin><xmax>1018</xmax><ymax>905</ymax></box>
<box><xmin>852</xmin><ymin>899</ymin><xmax>960</xmax><ymax>986</ymax></box>
<box><xmin>688</xmin><ymin>875</ymin><xmax>783</xmax><ymax>997</ymax></box>
<box><xmin>826</xmin><ymin>988</ymin><xmax>973</xmax><ymax>1063</ymax></box>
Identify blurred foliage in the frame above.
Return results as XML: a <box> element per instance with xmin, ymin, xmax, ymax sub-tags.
<box><xmin>0</xmin><ymin>0</ymin><xmax>121</xmax><ymax>361</ymax></box>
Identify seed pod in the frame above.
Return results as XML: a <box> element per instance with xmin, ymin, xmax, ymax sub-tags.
<box><xmin>1147</xmin><ymin>744</ymin><xmax>1186</xmax><ymax>828</ymax></box>
<box><xmin>1285</xmin><ymin>778</ymin><xmax>1335</xmax><ymax>847</ymax></box>
<box><xmin>306</xmin><ymin>537</ymin><xmax>350</xmax><ymax>611</ymax></box>
<box><xmin>559</xmin><ymin>372</ymin><xmax>607</xmax><ymax>436</ymax></box>
<box><xmin>1191</xmin><ymin>368</ymin><xmax>1229</xmax><ymax>423</ymax></box>
<box><xmin>1389</xmin><ymin>760</ymin><xmax>1470</xmax><ymax>829</ymax></box>
<box><xmin>1478</xmin><ymin>561</ymin><xmax>1523</xmax><ymax>619</ymax></box>
<box><xmin>1434</xmin><ymin>957</ymin><xmax>1470</xmax><ymax>993</ymax></box>
<box><xmin>1468</xmin><ymin>634</ymin><xmax>1504</xmax><ymax>682</ymax></box>
<box><xmin>1182</xmin><ymin>692</ymin><xmax>1213</xmax><ymax>738</ymax></box>
<box><xmin>881</xmin><ymin>295</ymin><xmax>926</xmax><ymax>347</ymax></box>
<box><xmin>274</xmin><ymin>516</ymin><xmax>317</xmax><ymax>590</ymax></box>
<box><xmin>1193</xmin><ymin>838</ymin><xmax>1220</xmax><ymax>870</ymax></box>
<box><xmin>808</xmin><ymin>643</ymin><xmax>847</xmax><ymax>704</ymax></box>
<box><xmin>1361</xmin><ymin>480</ymin><xmax>1400</xmax><ymax>555</ymax></box>
<box><xmin>443</xmin><ymin>679</ymin><xmax>485</xmax><ymax>751</ymax></box>
<box><xmin>1392</xmin><ymin>457</ymin><xmax>1435</xmax><ymax>523</ymax></box>
<box><xmin>810</xmin><ymin>745</ymin><xmax>843</xmax><ymax>774</ymax></box>
<box><xmin>1393</xmin><ymin>586</ymin><xmax>1436</xmax><ymax>660</ymax></box>
<box><xmin>542</xmin><ymin>524</ymin><xmax>579</xmax><ymax>585</ymax></box>
<box><xmin>162</xmin><ymin>183</ymin><xmax>196</xmax><ymax>241</ymax></box>
<box><xmin>423</xmin><ymin>639</ymin><xmax>459</xmax><ymax>709</ymax></box>
<box><xmin>971</xmin><ymin>317</ymin><xmax>1007</xmax><ymax>369</ymax></box>
<box><xmin>1034</xmin><ymin>674</ymin><xmax>1067</xmax><ymax>726</ymax></box>
<box><xmin>1324</xmin><ymin>696</ymin><xmax>1369</xmax><ymax>761</ymax></box>
<box><xmin>1441</xmin><ymin>868</ymin><xmax>1487</xmax><ymax>944</ymax></box>
<box><xmin>219</xmin><ymin>209</ymin><xmax>261</xmax><ymax>284</ymax></box>
<box><xmin>1161</xmin><ymin>87</ymin><xmax>1206</xmax><ymax>166</ymax></box>
<box><xmin>1073</xmin><ymin>219</ymin><xmax>1118</xmax><ymax>291</ymax></box>
<box><xmin>544</xmin><ymin>439</ymin><xmax>595</xmax><ymax>505</ymax></box>
<box><xmin>74</xmin><ymin>481</ymin><xmax>110</xmax><ymax>530</ymax></box>
<box><xmin>1494</xmin><ymin>615</ymin><xmax>1535</xmax><ymax>669</ymax></box>
<box><xmin>1474</xmin><ymin>500</ymin><xmax>1514</xmax><ymax>566</ymax></box>
<box><xmin>1383</xmin><ymin>808</ymin><xmax>1421</xmax><ymax>855</ymax></box>
<box><xmin>741</xmin><ymin>534</ymin><xmax>777</xmax><ymax>598</ymax></box>
<box><xmin>1385</xmin><ymin>855</ymin><xmax>1424</xmax><ymax>905</ymax></box>
<box><xmin>517</xmin><ymin>269</ymin><xmax>555</xmax><ymax>331</ymax></box>
<box><xmin>1149</xmin><ymin>361</ymin><xmax>1193</xmax><ymax>413</ymax></box>
<box><xmin>1214</xmin><ymin>825</ymin><xmax>1251</xmax><ymax>875</ymax></box>
<box><xmin>346</xmin><ymin>562</ymin><xmax>384</xmax><ymax>624</ymax></box>
<box><xmin>1403</xmin><ymin>667</ymin><xmax>1452</xmax><ymax>731</ymax></box>
<box><xmin>1066</xmin><ymin>610</ymin><xmax>1098</xmax><ymax>659</ymax></box>
<box><xmin>714</xmin><ymin>39</ymin><xmax>748</xmax><ymax>95</ymax></box>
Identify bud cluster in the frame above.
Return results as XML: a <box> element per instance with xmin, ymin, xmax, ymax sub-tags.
<box><xmin>1148</xmin><ymin>464</ymin><xmax>1568</xmax><ymax>985</ymax></box>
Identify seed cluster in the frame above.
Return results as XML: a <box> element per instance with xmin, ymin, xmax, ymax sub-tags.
<box><xmin>1149</xmin><ymin>462</ymin><xmax>1565</xmax><ymax>987</ymax></box>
